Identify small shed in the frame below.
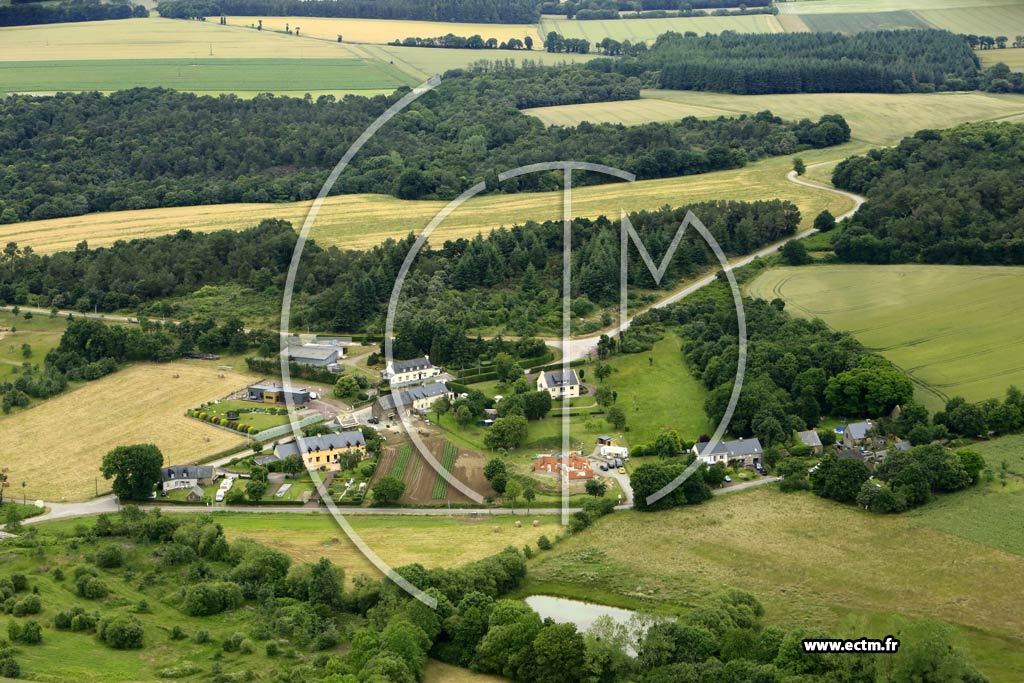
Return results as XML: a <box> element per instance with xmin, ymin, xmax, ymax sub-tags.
<box><xmin>596</xmin><ymin>435</ymin><xmax>615</xmax><ymax>446</ymax></box>
<box><xmin>186</xmin><ymin>486</ymin><xmax>205</xmax><ymax>502</ymax></box>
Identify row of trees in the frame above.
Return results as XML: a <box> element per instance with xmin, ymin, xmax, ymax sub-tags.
<box><xmin>832</xmin><ymin>123</ymin><xmax>1024</xmax><ymax>264</ymax></box>
<box><xmin>390</xmin><ymin>33</ymin><xmax>534</xmax><ymax>50</ymax></box>
<box><xmin>540</xmin><ymin>0</ymin><xmax>772</xmax><ymax>13</ymax></box>
<box><xmin>594</xmin><ymin>29</ymin><xmax>987</xmax><ymax>95</ymax></box>
<box><xmin>0</xmin><ymin>0</ymin><xmax>146</xmax><ymax>26</ymax></box>
<box><xmin>156</xmin><ymin>0</ymin><xmax>539</xmax><ymax>22</ymax></box>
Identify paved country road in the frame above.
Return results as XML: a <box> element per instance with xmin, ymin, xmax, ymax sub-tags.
<box><xmin>13</xmin><ymin>475</ymin><xmax>779</xmax><ymax>528</ymax></box>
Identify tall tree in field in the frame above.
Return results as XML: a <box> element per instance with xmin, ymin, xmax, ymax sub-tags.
<box><xmin>100</xmin><ymin>444</ymin><xmax>163</xmax><ymax>500</ymax></box>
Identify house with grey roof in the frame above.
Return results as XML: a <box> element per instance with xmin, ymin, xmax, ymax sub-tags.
<box><xmin>842</xmin><ymin>420</ymin><xmax>875</xmax><ymax>448</ymax></box>
<box><xmin>691</xmin><ymin>438</ymin><xmax>764</xmax><ymax>466</ymax></box>
<box><xmin>372</xmin><ymin>381</ymin><xmax>450</xmax><ymax>421</ymax></box>
<box><xmin>246</xmin><ymin>383</ymin><xmax>310</xmax><ymax>405</ymax></box>
<box><xmin>161</xmin><ymin>465</ymin><xmax>215</xmax><ymax>492</ymax></box>
<box><xmin>797</xmin><ymin>429</ymin><xmax>823</xmax><ymax>455</ymax></box>
<box><xmin>382</xmin><ymin>356</ymin><xmax>440</xmax><ymax>387</ymax></box>
<box><xmin>274</xmin><ymin>431</ymin><xmax>367</xmax><ymax>471</ymax></box>
<box><xmin>283</xmin><ymin>344</ymin><xmax>341</xmax><ymax>367</ymax></box>
<box><xmin>537</xmin><ymin>369</ymin><xmax>580</xmax><ymax>399</ymax></box>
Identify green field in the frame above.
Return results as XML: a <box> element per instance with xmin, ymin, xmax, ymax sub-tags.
<box><xmin>599</xmin><ymin>334</ymin><xmax>711</xmax><ymax>445</ymax></box>
<box><xmin>197</xmin><ymin>399</ymin><xmax>293</xmax><ymax>431</ymax></box>
<box><xmin>432</xmin><ymin>442</ymin><xmax>459</xmax><ymax>499</ymax></box>
<box><xmin>915</xmin><ymin>4</ymin><xmax>1024</xmax><ymax>36</ymax></box>
<box><xmin>778</xmin><ymin>0</ymin><xmax>1015</xmax><ymax>15</ymax></box>
<box><xmin>524</xmin><ymin>485</ymin><xmax>1024</xmax><ymax>681</ymax></box>
<box><xmin>798</xmin><ymin>9</ymin><xmax>931</xmax><ymax>32</ymax></box>
<box><xmin>745</xmin><ymin>265</ymin><xmax>1024</xmax><ymax>410</ymax></box>
<box><xmin>525</xmin><ymin>90</ymin><xmax>1024</xmax><ymax>146</ymax></box>
<box><xmin>0</xmin><ymin>309</ymin><xmax>67</xmax><ymax>378</ymax></box>
<box><xmin>538</xmin><ymin>13</ymin><xmax>783</xmax><ymax>43</ymax></box>
<box><xmin>0</xmin><ymin>57</ymin><xmax>410</xmax><ymax>95</ymax></box>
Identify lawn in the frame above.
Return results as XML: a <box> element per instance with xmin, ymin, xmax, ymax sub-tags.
<box><xmin>744</xmin><ymin>265</ymin><xmax>1024</xmax><ymax>411</ymax></box>
<box><xmin>538</xmin><ymin>13</ymin><xmax>783</xmax><ymax>43</ymax></box>
<box><xmin>525</xmin><ymin>485</ymin><xmax>1024</xmax><ymax>681</ymax></box>
<box><xmin>1</xmin><ymin>360</ymin><xmax>256</xmax><ymax>502</ymax></box>
<box><xmin>197</xmin><ymin>399</ymin><xmax>293</xmax><ymax>431</ymax></box>
<box><xmin>7</xmin><ymin>145</ymin><xmax>855</xmax><ymax>255</ymax></box>
<box><xmin>219</xmin><ymin>15</ymin><xmax>542</xmax><ymax>46</ymax></box>
<box><xmin>210</xmin><ymin>512</ymin><xmax>562</xmax><ymax>585</ymax></box>
<box><xmin>594</xmin><ymin>333</ymin><xmax>710</xmax><ymax>445</ymax></box>
<box><xmin>525</xmin><ymin>90</ymin><xmax>1024</xmax><ymax>146</ymax></box>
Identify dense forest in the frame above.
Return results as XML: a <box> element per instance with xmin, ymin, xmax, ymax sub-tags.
<box><xmin>155</xmin><ymin>0</ymin><xmax>539</xmax><ymax>22</ymax></box>
<box><xmin>0</xmin><ymin>0</ymin><xmax>146</xmax><ymax>26</ymax></box>
<box><xmin>0</xmin><ymin>198</ymin><xmax>800</xmax><ymax>358</ymax></box>
<box><xmin>587</xmin><ymin>29</ymin><xmax>1000</xmax><ymax>94</ymax></box>
<box><xmin>832</xmin><ymin>122</ymin><xmax>1024</xmax><ymax>264</ymax></box>
<box><xmin>0</xmin><ymin>75</ymin><xmax>848</xmax><ymax>222</ymax></box>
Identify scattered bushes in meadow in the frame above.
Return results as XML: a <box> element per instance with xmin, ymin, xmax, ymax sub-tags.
<box><xmin>98</xmin><ymin>615</ymin><xmax>145</xmax><ymax>649</ymax></box>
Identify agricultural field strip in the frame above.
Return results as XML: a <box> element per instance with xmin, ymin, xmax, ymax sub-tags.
<box><xmin>432</xmin><ymin>443</ymin><xmax>459</xmax><ymax>499</ymax></box>
<box><xmin>388</xmin><ymin>444</ymin><xmax>413</xmax><ymax>478</ymax></box>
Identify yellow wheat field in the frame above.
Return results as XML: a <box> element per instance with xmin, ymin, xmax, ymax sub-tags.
<box><xmin>220</xmin><ymin>16</ymin><xmax>542</xmax><ymax>46</ymax></box>
<box><xmin>3</xmin><ymin>148</ymin><xmax>856</xmax><ymax>255</ymax></box>
<box><xmin>1</xmin><ymin>361</ymin><xmax>257</xmax><ymax>501</ymax></box>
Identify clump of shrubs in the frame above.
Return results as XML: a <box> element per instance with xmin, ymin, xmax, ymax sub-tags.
<box><xmin>95</xmin><ymin>544</ymin><xmax>125</xmax><ymax>569</ymax></box>
<box><xmin>194</xmin><ymin>630</ymin><xmax>211</xmax><ymax>644</ymax></box>
<box><xmin>537</xmin><ymin>535</ymin><xmax>552</xmax><ymax>550</ymax></box>
<box><xmin>54</xmin><ymin>607</ymin><xmax>99</xmax><ymax>633</ymax></box>
<box><xmin>98</xmin><ymin>615</ymin><xmax>145</xmax><ymax>649</ymax></box>
<box><xmin>182</xmin><ymin>582</ymin><xmax>243</xmax><ymax>617</ymax></box>
<box><xmin>8</xmin><ymin>620</ymin><xmax>42</xmax><ymax>645</ymax></box>
<box><xmin>10</xmin><ymin>594</ymin><xmax>42</xmax><ymax>616</ymax></box>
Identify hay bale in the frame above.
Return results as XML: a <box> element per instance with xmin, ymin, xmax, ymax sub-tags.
<box><xmin>493</xmin><ymin>526</ymin><xmax>501</xmax><ymax>533</ymax></box>
<box><xmin>515</xmin><ymin>521</ymin><xmax>522</xmax><ymax>528</ymax></box>
<box><xmin>532</xmin><ymin>520</ymin><xmax>540</xmax><ymax>527</ymax></box>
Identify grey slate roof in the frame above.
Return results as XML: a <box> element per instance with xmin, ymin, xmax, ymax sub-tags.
<box><xmin>695</xmin><ymin>438</ymin><xmax>763</xmax><ymax>458</ymax></box>
<box><xmin>253</xmin><ymin>453</ymin><xmax>283</xmax><ymax>466</ymax></box>
<box><xmin>845</xmin><ymin>421</ymin><xmax>874</xmax><ymax>441</ymax></box>
<box><xmin>893</xmin><ymin>440</ymin><xmax>912</xmax><ymax>452</ymax></box>
<box><xmin>542</xmin><ymin>369</ymin><xmax>580</xmax><ymax>387</ymax></box>
<box><xmin>392</xmin><ymin>357</ymin><xmax>433</xmax><ymax>373</ymax></box>
<box><xmin>377</xmin><ymin>382</ymin><xmax>448</xmax><ymax>410</ymax></box>
<box><xmin>837</xmin><ymin>449</ymin><xmax>867</xmax><ymax>461</ymax></box>
<box><xmin>797</xmin><ymin>430</ymin><xmax>823</xmax><ymax>448</ymax></box>
<box><xmin>274</xmin><ymin>431</ymin><xmax>366</xmax><ymax>458</ymax></box>
<box><xmin>285</xmin><ymin>345</ymin><xmax>338</xmax><ymax>361</ymax></box>
<box><xmin>161</xmin><ymin>465</ymin><xmax>214</xmax><ymax>484</ymax></box>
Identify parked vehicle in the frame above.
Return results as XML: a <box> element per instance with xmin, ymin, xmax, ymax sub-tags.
<box><xmin>599</xmin><ymin>464</ymin><xmax>608</xmax><ymax>471</ymax></box>
<box><xmin>723</xmin><ymin>475</ymin><xmax>732</xmax><ymax>483</ymax></box>
<box><xmin>215</xmin><ymin>490</ymin><xmax>225</xmax><ymax>502</ymax></box>
<box><xmin>617</xmin><ymin>467</ymin><xmax>626</xmax><ymax>474</ymax></box>
<box><xmin>368</xmin><ymin>417</ymin><xmax>379</xmax><ymax>424</ymax></box>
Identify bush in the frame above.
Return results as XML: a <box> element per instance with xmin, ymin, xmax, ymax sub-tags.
<box><xmin>170</xmin><ymin>625</ymin><xmax>187</xmax><ymax>641</ymax></box>
<box><xmin>222</xmin><ymin>632</ymin><xmax>246</xmax><ymax>652</ymax></box>
<box><xmin>51</xmin><ymin>567</ymin><xmax>64</xmax><ymax>581</ymax></box>
<box><xmin>98</xmin><ymin>615</ymin><xmax>145</xmax><ymax>649</ymax></box>
<box><xmin>537</xmin><ymin>535</ymin><xmax>552</xmax><ymax>550</ymax></box>
<box><xmin>77</xmin><ymin>576</ymin><xmax>110</xmax><ymax>599</ymax></box>
<box><xmin>0</xmin><ymin>656</ymin><xmax>19</xmax><ymax>678</ymax></box>
<box><xmin>239</xmin><ymin>638</ymin><xmax>255</xmax><ymax>654</ymax></box>
<box><xmin>9</xmin><ymin>574</ymin><xmax>27</xmax><ymax>592</ymax></box>
<box><xmin>778</xmin><ymin>475</ymin><xmax>810</xmax><ymax>492</ymax></box>
<box><xmin>8</xmin><ymin>620</ymin><xmax>42</xmax><ymax>645</ymax></box>
<box><xmin>95</xmin><ymin>544</ymin><xmax>124</xmax><ymax>569</ymax></box>
<box><xmin>194</xmin><ymin>629</ymin><xmax>210</xmax><ymax>644</ymax></box>
<box><xmin>12</xmin><ymin>594</ymin><xmax>41</xmax><ymax>616</ymax></box>
<box><xmin>266</xmin><ymin>641</ymin><xmax>279</xmax><ymax>656</ymax></box>
<box><xmin>183</xmin><ymin>581</ymin><xmax>244</xmax><ymax>617</ymax></box>
<box><xmin>71</xmin><ymin>612</ymin><xmax>98</xmax><ymax>632</ymax></box>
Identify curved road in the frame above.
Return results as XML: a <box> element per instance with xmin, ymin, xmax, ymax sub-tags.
<box><xmin>550</xmin><ymin>163</ymin><xmax>865</xmax><ymax>361</ymax></box>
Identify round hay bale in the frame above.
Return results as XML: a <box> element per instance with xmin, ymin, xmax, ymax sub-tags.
<box><xmin>515</xmin><ymin>521</ymin><xmax>522</xmax><ymax>528</ymax></box>
<box><xmin>532</xmin><ymin>520</ymin><xmax>540</xmax><ymax>527</ymax></box>
<box><xmin>493</xmin><ymin>526</ymin><xmax>501</xmax><ymax>533</ymax></box>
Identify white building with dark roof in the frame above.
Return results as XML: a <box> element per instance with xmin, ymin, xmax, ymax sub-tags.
<box><xmin>382</xmin><ymin>356</ymin><xmax>440</xmax><ymax>387</ymax></box>
<box><xmin>273</xmin><ymin>431</ymin><xmax>366</xmax><ymax>471</ymax></box>
<box><xmin>161</xmin><ymin>465</ymin><xmax>215</xmax><ymax>492</ymax></box>
<box><xmin>372</xmin><ymin>381</ymin><xmax>450</xmax><ymax>421</ymax></box>
<box><xmin>537</xmin><ymin>369</ymin><xmax>580</xmax><ymax>399</ymax></box>
<box><xmin>691</xmin><ymin>438</ymin><xmax>764</xmax><ymax>466</ymax></box>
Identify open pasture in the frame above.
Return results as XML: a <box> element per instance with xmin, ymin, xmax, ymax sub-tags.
<box><xmin>778</xmin><ymin>0</ymin><xmax>1013</xmax><ymax>15</ymax></box>
<box><xmin>0</xmin><ymin>360</ymin><xmax>256</xmax><ymax>501</ymax></box>
<box><xmin>914</xmin><ymin>4</ymin><xmax>1024</xmax><ymax>37</ymax></box>
<box><xmin>0</xmin><ymin>57</ymin><xmax>410</xmax><ymax>95</ymax></box>
<box><xmin>744</xmin><ymin>265</ymin><xmax>1024</xmax><ymax>410</ymax></box>
<box><xmin>0</xmin><ymin>18</ymin><xmax>357</xmax><ymax>60</ymax></box>
<box><xmin>797</xmin><ymin>10</ymin><xmax>931</xmax><ymax>33</ymax></box>
<box><xmin>219</xmin><ymin>15</ymin><xmax>541</xmax><ymax>46</ymax></box>
<box><xmin>526</xmin><ymin>90</ymin><xmax>1024</xmax><ymax>145</ymax></box>
<box><xmin>214</xmin><ymin>511</ymin><xmax>561</xmax><ymax>585</ymax></box>
<box><xmin>538</xmin><ymin>13</ymin><xmax>783</xmax><ymax>43</ymax></box>
<box><xmin>980</xmin><ymin>48</ymin><xmax>1024</xmax><ymax>71</ymax></box>
<box><xmin>526</xmin><ymin>486</ymin><xmax>1024</xmax><ymax>681</ymax></box>
<box><xmin>2</xmin><ymin>147</ymin><xmax>855</xmax><ymax>255</ymax></box>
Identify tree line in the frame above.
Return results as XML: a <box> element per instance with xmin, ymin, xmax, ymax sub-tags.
<box><xmin>587</xmin><ymin>29</ymin><xmax>991</xmax><ymax>94</ymax></box>
<box><xmin>0</xmin><ymin>0</ymin><xmax>146</xmax><ymax>26</ymax></box>
<box><xmin>539</xmin><ymin>0</ymin><xmax>772</xmax><ymax>15</ymax></box>
<box><xmin>0</xmin><ymin>77</ymin><xmax>848</xmax><ymax>222</ymax></box>
<box><xmin>832</xmin><ymin>123</ymin><xmax>1024</xmax><ymax>265</ymax></box>
<box><xmin>155</xmin><ymin>0</ymin><xmax>540</xmax><ymax>22</ymax></box>
<box><xmin>390</xmin><ymin>33</ymin><xmax>534</xmax><ymax>50</ymax></box>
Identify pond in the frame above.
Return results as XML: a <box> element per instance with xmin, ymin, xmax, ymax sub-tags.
<box><xmin>524</xmin><ymin>595</ymin><xmax>641</xmax><ymax>635</ymax></box>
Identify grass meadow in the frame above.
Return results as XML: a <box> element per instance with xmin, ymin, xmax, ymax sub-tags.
<box><xmin>0</xmin><ymin>310</ymin><xmax>67</xmax><ymax>377</ymax></box>
<box><xmin>797</xmin><ymin>10</ymin><xmax>931</xmax><ymax>33</ymax></box>
<box><xmin>1</xmin><ymin>360</ymin><xmax>256</xmax><ymax>502</ymax></box>
<box><xmin>525</xmin><ymin>90</ymin><xmax>1024</xmax><ymax>146</ymax></box>
<box><xmin>538</xmin><ymin>14</ymin><xmax>783</xmax><ymax>43</ymax></box>
<box><xmin>524</xmin><ymin>485</ymin><xmax>1024</xmax><ymax>681</ymax></box>
<box><xmin>777</xmin><ymin>0</ymin><xmax>1015</xmax><ymax>14</ymax></box>
<box><xmin>219</xmin><ymin>15</ymin><xmax>542</xmax><ymax>46</ymax></box>
<box><xmin>744</xmin><ymin>265</ymin><xmax>1024</xmax><ymax>410</ymax></box>
<box><xmin>4</xmin><ymin>145</ymin><xmax>855</xmax><ymax>255</ymax></box>
<box><xmin>915</xmin><ymin>4</ymin><xmax>1024</xmax><ymax>37</ymax></box>
<box><xmin>0</xmin><ymin>57</ymin><xmax>410</xmax><ymax>95</ymax></box>
<box><xmin>980</xmin><ymin>47</ymin><xmax>1024</xmax><ymax>71</ymax></box>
